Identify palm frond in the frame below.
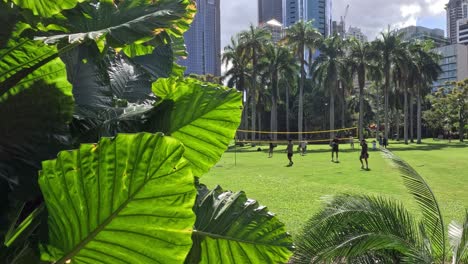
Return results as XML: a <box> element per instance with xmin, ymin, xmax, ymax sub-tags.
<box><xmin>449</xmin><ymin>210</ymin><xmax>468</xmax><ymax>264</ymax></box>
<box><xmin>292</xmin><ymin>194</ymin><xmax>430</xmax><ymax>264</ymax></box>
<box><xmin>381</xmin><ymin>149</ymin><xmax>446</xmax><ymax>260</ymax></box>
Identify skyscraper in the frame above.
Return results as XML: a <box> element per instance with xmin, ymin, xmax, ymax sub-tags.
<box><xmin>282</xmin><ymin>0</ymin><xmax>331</xmax><ymax>37</ymax></box>
<box><xmin>446</xmin><ymin>0</ymin><xmax>468</xmax><ymax>44</ymax></box>
<box><xmin>258</xmin><ymin>0</ymin><xmax>283</xmax><ymax>24</ymax></box>
<box><xmin>180</xmin><ymin>0</ymin><xmax>221</xmax><ymax>76</ymax></box>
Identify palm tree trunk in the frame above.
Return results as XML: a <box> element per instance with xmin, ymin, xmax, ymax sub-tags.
<box><xmin>410</xmin><ymin>92</ymin><xmax>414</xmax><ymax>143</ymax></box>
<box><xmin>358</xmin><ymin>83</ymin><xmax>364</xmax><ymax>141</ymax></box>
<box><xmin>286</xmin><ymin>80</ymin><xmax>290</xmax><ymax>135</ymax></box>
<box><xmin>340</xmin><ymin>81</ymin><xmax>345</xmax><ymax>129</ymax></box>
<box><xmin>404</xmin><ymin>86</ymin><xmax>408</xmax><ymax>144</ymax></box>
<box><xmin>417</xmin><ymin>86</ymin><xmax>422</xmax><ymax>144</ymax></box>
<box><xmin>459</xmin><ymin>107</ymin><xmax>465</xmax><ymax>142</ymax></box>
<box><xmin>330</xmin><ymin>81</ymin><xmax>336</xmax><ymax>138</ymax></box>
<box><xmin>251</xmin><ymin>91</ymin><xmax>256</xmax><ymax>142</ymax></box>
<box><xmin>384</xmin><ymin>69</ymin><xmax>390</xmax><ymax>140</ymax></box>
<box><xmin>251</xmin><ymin>51</ymin><xmax>257</xmax><ymax>142</ymax></box>
<box><xmin>298</xmin><ymin>47</ymin><xmax>305</xmax><ymax>141</ymax></box>
<box><xmin>270</xmin><ymin>74</ymin><xmax>278</xmax><ymax>141</ymax></box>
<box><xmin>396</xmin><ymin>109</ymin><xmax>400</xmax><ymax>141</ymax></box>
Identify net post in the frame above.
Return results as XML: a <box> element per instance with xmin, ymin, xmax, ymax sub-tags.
<box><xmin>234</xmin><ymin>137</ymin><xmax>237</xmax><ymax>166</ymax></box>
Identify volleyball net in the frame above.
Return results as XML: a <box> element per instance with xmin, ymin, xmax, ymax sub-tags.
<box><xmin>235</xmin><ymin>127</ymin><xmax>359</xmax><ymax>145</ymax></box>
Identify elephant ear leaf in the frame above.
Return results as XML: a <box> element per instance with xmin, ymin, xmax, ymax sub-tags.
<box><xmin>0</xmin><ymin>23</ymin><xmax>73</xmax><ymax>201</ymax></box>
<box><xmin>11</xmin><ymin>0</ymin><xmax>84</xmax><ymax>17</ymax></box>
<box><xmin>152</xmin><ymin>77</ymin><xmax>242</xmax><ymax>176</ymax></box>
<box><xmin>186</xmin><ymin>185</ymin><xmax>293</xmax><ymax>264</ymax></box>
<box><xmin>39</xmin><ymin>133</ymin><xmax>197</xmax><ymax>264</ymax></box>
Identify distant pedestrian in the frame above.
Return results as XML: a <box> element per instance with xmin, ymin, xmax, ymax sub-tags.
<box><xmin>382</xmin><ymin>137</ymin><xmax>388</xmax><ymax>148</ymax></box>
<box><xmin>300</xmin><ymin>141</ymin><xmax>307</xmax><ymax>156</ymax></box>
<box><xmin>372</xmin><ymin>140</ymin><xmax>377</xmax><ymax>150</ymax></box>
<box><xmin>268</xmin><ymin>138</ymin><xmax>275</xmax><ymax>158</ymax></box>
<box><xmin>360</xmin><ymin>139</ymin><xmax>369</xmax><ymax>170</ymax></box>
<box><xmin>287</xmin><ymin>139</ymin><xmax>294</xmax><ymax>166</ymax></box>
<box><xmin>330</xmin><ymin>136</ymin><xmax>340</xmax><ymax>162</ymax></box>
<box><xmin>349</xmin><ymin>136</ymin><xmax>355</xmax><ymax>149</ymax></box>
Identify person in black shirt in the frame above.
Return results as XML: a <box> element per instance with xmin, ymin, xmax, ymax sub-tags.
<box><xmin>287</xmin><ymin>139</ymin><xmax>294</xmax><ymax>166</ymax></box>
<box><xmin>360</xmin><ymin>139</ymin><xmax>369</xmax><ymax>170</ymax></box>
<box><xmin>330</xmin><ymin>136</ymin><xmax>339</xmax><ymax>162</ymax></box>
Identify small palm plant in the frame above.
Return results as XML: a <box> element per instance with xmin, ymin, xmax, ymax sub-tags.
<box><xmin>292</xmin><ymin>149</ymin><xmax>468</xmax><ymax>263</ymax></box>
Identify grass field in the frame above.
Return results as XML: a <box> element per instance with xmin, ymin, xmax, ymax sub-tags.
<box><xmin>201</xmin><ymin>139</ymin><xmax>468</xmax><ymax>238</ymax></box>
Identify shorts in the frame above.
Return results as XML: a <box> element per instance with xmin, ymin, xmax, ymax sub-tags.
<box><xmin>332</xmin><ymin>147</ymin><xmax>339</xmax><ymax>152</ymax></box>
<box><xmin>360</xmin><ymin>153</ymin><xmax>369</xmax><ymax>159</ymax></box>
<box><xmin>287</xmin><ymin>153</ymin><xmax>293</xmax><ymax>158</ymax></box>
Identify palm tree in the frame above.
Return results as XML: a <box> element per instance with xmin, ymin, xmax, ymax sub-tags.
<box><xmin>349</xmin><ymin>39</ymin><xmax>377</xmax><ymax>140</ymax></box>
<box><xmin>238</xmin><ymin>25</ymin><xmax>271</xmax><ymax>141</ymax></box>
<box><xmin>292</xmin><ymin>149</ymin><xmax>468</xmax><ymax>263</ymax></box>
<box><xmin>311</xmin><ymin>35</ymin><xmax>345</xmax><ymax>138</ymax></box>
<box><xmin>222</xmin><ymin>36</ymin><xmax>250</xmax><ymax>139</ymax></box>
<box><xmin>282</xmin><ymin>20</ymin><xmax>321</xmax><ymax>140</ymax></box>
<box><xmin>260</xmin><ymin>44</ymin><xmax>298</xmax><ymax>140</ymax></box>
<box><xmin>374</xmin><ymin>30</ymin><xmax>406</xmax><ymax>140</ymax></box>
<box><xmin>412</xmin><ymin>41</ymin><xmax>441</xmax><ymax>143</ymax></box>
<box><xmin>391</xmin><ymin>42</ymin><xmax>412</xmax><ymax>144</ymax></box>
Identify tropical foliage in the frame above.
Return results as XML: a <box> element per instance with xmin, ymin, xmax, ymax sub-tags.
<box><xmin>292</xmin><ymin>149</ymin><xmax>468</xmax><ymax>263</ymax></box>
<box><xmin>223</xmin><ymin>23</ymin><xmax>444</xmax><ymax>143</ymax></box>
<box><xmin>0</xmin><ymin>1</ymin><xmax>293</xmax><ymax>263</ymax></box>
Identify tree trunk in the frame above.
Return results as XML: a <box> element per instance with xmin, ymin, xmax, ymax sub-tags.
<box><xmin>286</xmin><ymin>80</ymin><xmax>290</xmax><ymax>136</ymax></box>
<box><xmin>251</xmin><ymin>50</ymin><xmax>257</xmax><ymax>141</ymax></box>
<box><xmin>384</xmin><ymin>68</ymin><xmax>390</xmax><ymax>140</ymax></box>
<box><xmin>251</xmin><ymin>91</ymin><xmax>256</xmax><ymax>141</ymax></box>
<box><xmin>417</xmin><ymin>86</ymin><xmax>422</xmax><ymax>144</ymax></box>
<box><xmin>460</xmin><ymin>107</ymin><xmax>465</xmax><ymax>142</ymax></box>
<box><xmin>298</xmin><ymin>46</ymin><xmax>305</xmax><ymax>141</ymax></box>
<box><xmin>358</xmin><ymin>82</ymin><xmax>364</xmax><ymax>141</ymax></box>
<box><xmin>410</xmin><ymin>92</ymin><xmax>414</xmax><ymax>143</ymax></box>
<box><xmin>330</xmin><ymin>81</ymin><xmax>336</xmax><ymax>139</ymax></box>
<box><xmin>270</xmin><ymin>73</ymin><xmax>278</xmax><ymax>141</ymax></box>
<box><xmin>341</xmin><ymin>81</ymin><xmax>345</xmax><ymax>129</ymax></box>
<box><xmin>404</xmin><ymin>85</ymin><xmax>408</xmax><ymax>144</ymax></box>
<box><xmin>396</xmin><ymin>109</ymin><xmax>400</xmax><ymax>141</ymax></box>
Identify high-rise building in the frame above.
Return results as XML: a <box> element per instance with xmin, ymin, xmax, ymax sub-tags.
<box><xmin>259</xmin><ymin>19</ymin><xmax>284</xmax><ymax>43</ymax></box>
<box><xmin>446</xmin><ymin>0</ymin><xmax>468</xmax><ymax>44</ymax></box>
<box><xmin>179</xmin><ymin>0</ymin><xmax>221</xmax><ymax>76</ymax></box>
<box><xmin>282</xmin><ymin>0</ymin><xmax>331</xmax><ymax>37</ymax></box>
<box><xmin>432</xmin><ymin>44</ymin><xmax>468</xmax><ymax>90</ymax></box>
<box><xmin>332</xmin><ymin>20</ymin><xmax>345</xmax><ymax>37</ymax></box>
<box><xmin>258</xmin><ymin>0</ymin><xmax>283</xmax><ymax>24</ymax></box>
<box><xmin>457</xmin><ymin>18</ymin><xmax>468</xmax><ymax>44</ymax></box>
<box><xmin>346</xmin><ymin>26</ymin><xmax>368</xmax><ymax>42</ymax></box>
<box><xmin>397</xmin><ymin>25</ymin><xmax>449</xmax><ymax>47</ymax></box>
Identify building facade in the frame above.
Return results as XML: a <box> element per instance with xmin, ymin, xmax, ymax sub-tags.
<box><xmin>258</xmin><ymin>0</ymin><xmax>283</xmax><ymax>24</ymax></box>
<box><xmin>179</xmin><ymin>0</ymin><xmax>221</xmax><ymax>76</ymax></box>
<box><xmin>259</xmin><ymin>19</ymin><xmax>284</xmax><ymax>43</ymax></box>
<box><xmin>446</xmin><ymin>0</ymin><xmax>468</xmax><ymax>44</ymax></box>
<box><xmin>282</xmin><ymin>0</ymin><xmax>331</xmax><ymax>37</ymax></box>
<box><xmin>457</xmin><ymin>18</ymin><xmax>468</xmax><ymax>44</ymax></box>
<box><xmin>432</xmin><ymin>44</ymin><xmax>468</xmax><ymax>90</ymax></box>
<box><xmin>332</xmin><ymin>20</ymin><xmax>345</xmax><ymax>37</ymax></box>
<box><xmin>398</xmin><ymin>25</ymin><xmax>449</xmax><ymax>47</ymax></box>
<box><xmin>346</xmin><ymin>26</ymin><xmax>368</xmax><ymax>42</ymax></box>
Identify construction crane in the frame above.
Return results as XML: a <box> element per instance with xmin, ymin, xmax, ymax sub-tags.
<box><xmin>340</xmin><ymin>4</ymin><xmax>350</xmax><ymax>33</ymax></box>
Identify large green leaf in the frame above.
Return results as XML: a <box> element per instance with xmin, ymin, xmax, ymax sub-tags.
<box><xmin>10</xmin><ymin>0</ymin><xmax>83</xmax><ymax>18</ymax></box>
<box><xmin>39</xmin><ymin>133</ymin><xmax>197</xmax><ymax>264</ymax></box>
<box><xmin>152</xmin><ymin>78</ymin><xmax>242</xmax><ymax>176</ymax></box>
<box><xmin>0</xmin><ymin>23</ymin><xmax>74</xmax><ymax>201</ymax></box>
<box><xmin>186</xmin><ymin>185</ymin><xmax>293</xmax><ymax>264</ymax></box>
<box><xmin>38</xmin><ymin>0</ymin><xmax>196</xmax><ymax>57</ymax></box>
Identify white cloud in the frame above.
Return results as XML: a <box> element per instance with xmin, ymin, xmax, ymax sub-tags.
<box><xmin>425</xmin><ymin>0</ymin><xmax>447</xmax><ymax>15</ymax></box>
<box><xmin>400</xmin><ymin>4</ymin><xmax>422</xmax><ymax>17</ymax></box>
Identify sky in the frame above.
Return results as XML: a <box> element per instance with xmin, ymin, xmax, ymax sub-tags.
<box><xmin>220</xmin><ymin>0</ymin><xmax>447</xmax><ymax>51</ymax></box>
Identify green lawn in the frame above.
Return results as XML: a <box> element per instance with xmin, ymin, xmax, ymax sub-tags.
<box><xmin>201</xmin><ymin>139</ymin><xmax>468</xmax><ymax>238</ymax></box>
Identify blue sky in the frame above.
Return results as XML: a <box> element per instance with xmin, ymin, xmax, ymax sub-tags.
<box><xmin>220</xmin><ymin>0</ymin><xmax>448</xmax><ymax>50</ymax></box>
